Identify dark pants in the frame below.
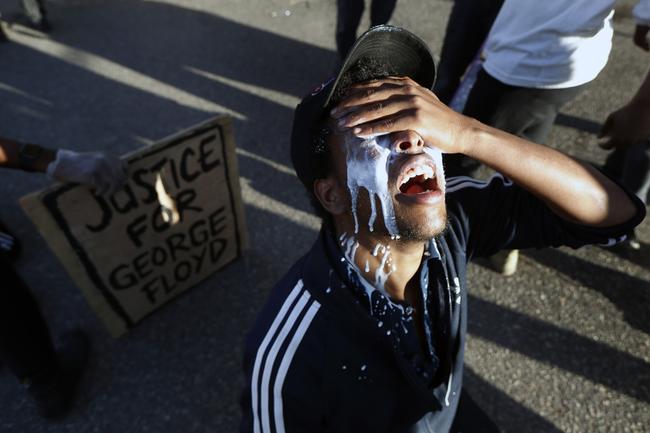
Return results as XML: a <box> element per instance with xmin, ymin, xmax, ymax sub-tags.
<box><xmin>0</xmin><ymin>253</ymin><xmax>58</xmax><ymax>383</ymax></box>
<box><xmin>445</xmin><ymin>68</ymin><xmax>588</xmax><ymax>177</ymax></box>
<box><xmin>336</xmin><ymin>0</ymin><xmax>398</xmax><ymax>59</ymax></box>
<box><xmin>434</xmin><ymin>0</ymin><xmax>504</xmax><ymax>105</ymax></box>
<box><xmin>451</xmin><ymin>389</ymin><xmax>501</xmax><ymax>433</ymax></box>
<box><xmin>20</xmin><ymin>0</ymin><xmax>48</xmax><ymax>27</ymax></box>
<box><xmin>603</xmin><ymin>140</ymin><xmax>650</xmax><ymax>206</ymax></box>
<box><xmin>0</xmin><ymin>0</ymin><xmax>48</xmax><ymax>28</ymax></box>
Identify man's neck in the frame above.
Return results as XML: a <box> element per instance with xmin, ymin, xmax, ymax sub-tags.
<box><xmin>335</xmin><ymin>226</ymin><xmax>426</xmax><ymax>301</ymax></box>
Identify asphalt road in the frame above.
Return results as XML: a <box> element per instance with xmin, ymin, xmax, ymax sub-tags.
<box><xmin>0</xmin><ymin>0</ymin><xmax>648</xmax><ymax>432</ymax></box>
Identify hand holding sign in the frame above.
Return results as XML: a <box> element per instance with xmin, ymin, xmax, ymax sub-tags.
<box><xmin>46</xmin><ymin>150</ymin><xmax>128</xmax><ymax>195</ymax></box>
<box><xmin>21</xmin><ymin>116</ymin><xmax>248</xmax><ymax>336</ymax></box>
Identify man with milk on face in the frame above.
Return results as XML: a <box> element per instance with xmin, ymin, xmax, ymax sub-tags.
<box><xmin>239</xmin><ymin>26</ymin><xmax>646</xmax><ymax>433</ymax></box>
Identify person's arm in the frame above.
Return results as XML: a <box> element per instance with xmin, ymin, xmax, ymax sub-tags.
<box><xmin>460</xmin><ymin>118</ymin><xmax>637</xmax><ymax>227</ymax></box>
<box><xmin>598</xmin><ymin>1</ymin><xmax>650</xmax><ymax>149</ymax></box>
<box><xmin>331</xmin><ymin>77</ymin><xmax>639</xmax><ymax>228</ymax></box>
<box><xmin>599</xmin><ymin>67</ymin><xmax>650</xmax><ymax>150</ymax></box>
<box><xmin>0</xmin><ymin>137</ymin><xmax>57</xmax><ymax>172</ymax></box>
<box><xmin>0</xmin><ymin>136</ymin><xmax>127</xmax><ymax>195</ymax></box>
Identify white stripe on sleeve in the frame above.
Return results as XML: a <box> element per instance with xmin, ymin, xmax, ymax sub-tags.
<box><xmin>273</xmin><ymin>301</ymin><xmax>321</xmax><ymax>433</ymax></box>
<box><xmin>251</xmin><ymin>280</ymin><xmax>304</xmax><ymax>433</ymax></box>
<box><xmin>446</xmin><ymin>173</ymin><xmax>512</xmax><ymax>193</ymax></box>
<box><xmin>260</xmin><ymin>291</ymin><xmax>312</xmax><ymax>433</ymax></box>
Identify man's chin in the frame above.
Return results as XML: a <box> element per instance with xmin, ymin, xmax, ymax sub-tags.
<box><xmin>339</xmin><ymin>193</ymin><xmax>447</xmax><ymax>242</ymax></box>
<box><xmin>395</xmin><ymin>207</ymin><xmax>448</xmax><ymax>242</ymax></box>
<box><xmin>397</xmin><ymin>220</ymin><xmax>447</xmax><ymax>242</ymax></box>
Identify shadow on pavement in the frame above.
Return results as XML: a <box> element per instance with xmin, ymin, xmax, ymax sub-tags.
<box><xmin>555</xmin><ymin>113</ymin><xmax>601</xmax><ymax>135</ymax></box>
<box><xmin>468</xmin><ymin>294</ymin><xmax>650</xmax><ymax>404</ymax></box>
<box><xmin>599</xmin><ymin>240</ymin><xmax>650</xmax><ymax>270</ymax></box>
<box><xmin>463</xmin><ymin>367</ymin><xmax>564</xmax><ymax>433</ymax></box>
<box><xmin>524</xmin><ymin>247</ymin><xmax>650</xmax><ymax>334</ymax></box>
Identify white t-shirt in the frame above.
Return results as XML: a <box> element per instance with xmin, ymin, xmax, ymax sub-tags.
<box><xmin>482</xmin><ymin>0</ymin><xmax>650</xmax><ymax>89</ymax></box>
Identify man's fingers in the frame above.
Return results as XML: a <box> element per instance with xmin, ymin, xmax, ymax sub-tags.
<box><xmin>92</xmin><ymin>175</ymin><xmax>110</xmax><ymax>196</ymax></box>
<box><xmin>336</xmin><ymin>95</ymin><xmax>415</xmax><ymax>128</ymax></box>
<box><xmin>598</xmin><ymin>139</ymin><xmax>614</xmax><ymax>150</ymax></box>
<box><xmin>598</xmin><ymin>114</ymin><xmax>613</xmax><ymax>138</ymax></box>
<box><xmin>598</xmin><ymin>136</ymin><xmax>629</xmax><ymax>151</ymax></box>
<box><xmin>103</xmin><ymin>157</ymin><xmax>128</xmax><ymax>193</ymax></box>
<box><xmin>93</xmin><ymin>162</ymin><xmax>113</xmax><ymax>195</ymax></box>
<box><xmin>333</xmin><ymin>81</ymin><xmax>425</xmax><ymax>117</ymax></box>
<box><xmin>351</xmin><ymin>111</ymin><xmax>413</xmax><ymax>138</ymax></box>
<box><xmin>348</xmin><ymin>76</ymin><xmax>415</xmax><ymax>90</ymax></box>
<box><xmin>333</xmin><ymin>85</ymin><xmax>405</xmax><ymax>116</ymax></box>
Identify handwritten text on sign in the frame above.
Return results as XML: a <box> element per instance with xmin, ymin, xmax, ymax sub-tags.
<box><xmin>24</xmin><ymin>118</ymin><xmax>247</xmax><ymax>335</ymax></box>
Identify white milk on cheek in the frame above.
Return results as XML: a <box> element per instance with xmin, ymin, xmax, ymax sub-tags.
<box><xmin>344</xmin><ymin>134</ymin><xmax>400</xmax><ymax>237</ymax></box>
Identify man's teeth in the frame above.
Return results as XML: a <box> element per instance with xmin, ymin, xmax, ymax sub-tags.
<box><xmin>401</xmin><ymin>165</ymin><xmax>435</xmax><ymax>185</ymax></box>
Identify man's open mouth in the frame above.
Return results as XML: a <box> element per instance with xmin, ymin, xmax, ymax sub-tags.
<box><xmin>397</xmin><ymin>162</ymin><xmax>438</xmax><ymax>195</ymax></box>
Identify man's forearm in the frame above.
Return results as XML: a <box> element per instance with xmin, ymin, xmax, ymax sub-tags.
<box><xmin>461</xmin><ymin>119</ymin><xmax>638</xmax><ymax>227</ymax></box>
<box><xmin>330</xmin><ymin>75</ymin><xmax>639</xmax><ymax>227</ymax></box>
<box><xmin>0</xmin><ymin>137</ymin><xmax>57</xmax><ymax>173</ymax></box>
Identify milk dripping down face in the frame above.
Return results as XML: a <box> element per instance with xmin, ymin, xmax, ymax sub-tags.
<box><xmin>343</xmin><ymin>133</ymin><xmax>446</xmax><ymax>239</ymax></box>
<box><xmin>344</xmin><ymin>134</ymin><xmax>399</xmax><ymax>236</ymax></box>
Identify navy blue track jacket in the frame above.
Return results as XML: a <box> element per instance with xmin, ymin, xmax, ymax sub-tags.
<box><xmin>240</xmin><ymin>174</ymin><xmax>645</xmax><ymax>433</ymax></box>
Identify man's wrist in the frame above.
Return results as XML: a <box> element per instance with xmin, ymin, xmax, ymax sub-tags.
<box><xmin>33</xmin><ymin>148</ymin><xmax>58</xmax><ymax>173</ymax></box>
<box><xmin>17</xmin><ymin>143</ymin><xmax>57</xmax><ymax>172</ymax></box>
<box><xmin>456</xmin><ymin>117</ymin><xmax>485</xmax><ymax>157</ymax></box>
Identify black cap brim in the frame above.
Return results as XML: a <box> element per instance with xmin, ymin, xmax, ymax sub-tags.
<box><xmin>325</xmin><ymin>24</ymin><xmax>436</xmax><ymax>106</ymax></box>
<box><xmin>290</xmin><ymin>25</ymin><xmax>436</xmax><ymax>190</ymax></box>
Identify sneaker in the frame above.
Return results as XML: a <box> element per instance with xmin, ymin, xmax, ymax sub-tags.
<box><xmin>626</xmin><ymin>234</ymin><xmax>641</xmax><ymax>251</ymax></box>
<box><xmin>609</xmin><ymin>231</ymin><xmax>642</xmax><ymax>252</ymax></box>
<box><xmin>27</xmin><ymin>329</ymin><xmax>90</xmax><ymax>419</ymax></box>
<box><xmin>489</xmin><ymin>249</ymin><xmax>519</xmax><ymax>276</ymax></box>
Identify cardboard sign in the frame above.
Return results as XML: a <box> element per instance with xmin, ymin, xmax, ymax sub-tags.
<box><xmin>21</xmin><ymin>116</ymin><xmax>248</xmax><ymax>336</ymax></box>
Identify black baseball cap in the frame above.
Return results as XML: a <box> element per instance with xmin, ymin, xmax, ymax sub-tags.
<box><xmin>290</xmin><ymin>25</ymin><xmax>436</xmax><ymax>191</ymax></box>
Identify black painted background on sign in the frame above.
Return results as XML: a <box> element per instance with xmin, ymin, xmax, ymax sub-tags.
<box><xmin>41</xmin><ymin>120</ymin><xmax>243</xmax><ymax>331</ymax></box>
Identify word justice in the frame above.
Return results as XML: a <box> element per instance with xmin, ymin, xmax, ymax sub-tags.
<box><xmin>86</xmin><ymin>134</ymin><xmax>221</xmax><ymax>234</ymax></box>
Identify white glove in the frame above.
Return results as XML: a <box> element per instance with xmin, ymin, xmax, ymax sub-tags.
<box><xmin>46</xmin><ymin>149</ymin><xmax>128</xmax><ymax>195</ymax></box>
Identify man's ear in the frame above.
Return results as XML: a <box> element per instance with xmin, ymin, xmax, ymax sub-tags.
<box><xmin>314</xmin><ymin>177</ymin><xmax>347</xmax><ymax>215</ymax></box>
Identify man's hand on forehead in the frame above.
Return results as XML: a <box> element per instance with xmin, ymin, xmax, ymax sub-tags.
<box><xmin>330</xmin><ymin>76</ymin><xmax>471</xmax><ymax>155</ymax></box>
